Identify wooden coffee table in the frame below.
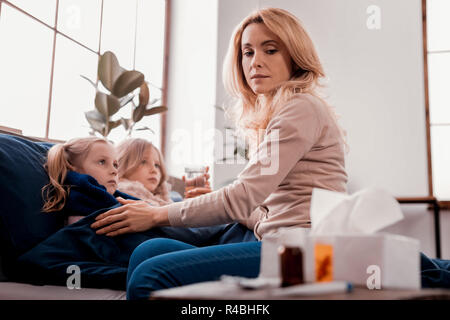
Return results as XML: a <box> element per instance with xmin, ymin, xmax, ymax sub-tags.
<box><xmin>150</xmin><ymin>280</ymin><xmax>450</xmax><ymax>300</ymax></box>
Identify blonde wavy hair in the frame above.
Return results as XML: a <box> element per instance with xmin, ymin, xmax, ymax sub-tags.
<box><xmin>116</xmin><ymin>138</ymin><xmax>170</xmax><ymax>202</ymax></box>
<box><xmin>222</xmin><ymin>7</ymin><xmax>348</xmax><ymax>152</ymax></box>
<box><xmin>42</xmin><ymin>136</ymin><xmax>110</xmax><ymax>212</ymax></box>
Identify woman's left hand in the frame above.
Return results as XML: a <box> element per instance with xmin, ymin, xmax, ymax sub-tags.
<box><xmin>90</xmin><ymin>197</ymin><xmax>164</xmax><ymax>236</ymax></box>
<box><xmin>182</xmin><ymin>165</ymin><xmax>212</xmax><ymax>198</ymax></box>
<box><xmin>184</xmin><ymin>187</ymin><xmax>212</xmax><ymax>198</ymax></box>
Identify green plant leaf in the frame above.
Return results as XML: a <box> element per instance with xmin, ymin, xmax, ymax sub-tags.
<box><xmin>135</xmin><ymin>126</ymin><xmax>155</xmax><ymax>134</ymax></box>
<box><xmin>138</xmin><ymin>82</ymin><xmax>150</xmax><ymax>108</ymax></box>
<box><xmin>98</xmin><ymin>51</ymin><xmax>123</xmax><ymax>92</ymax></box>
<box><xmin>112</xmin><ymin>70</ymin><xmax>145</xmax><ymax>98</ymax></box>
<box><xmin>95</xmin><ymin>91</ymin><xmax>121</xmax><ymax>117</ymax></box>
<box><xmin>144</xmin><ymin>106</ymin><xmax>168</xmax><ymax>116</ymax></box>
<box><xmin>85</xmin><ymin>110</ymin><xmax>106</xmax><ymax>133</ymax></box>
<box><xmin>133</xmin><ymin>105</ymin><xmax>146</xmax><ymax>123</ymax></box>
<box><xmin>108</xmin><ymin>119</ymin><xmax>122</xmax><ymax>130</ymax></box>
<box><xmin>130</xmin><ymin>82</ymin><xmax>150</xmax><ymax>123</ymax></box>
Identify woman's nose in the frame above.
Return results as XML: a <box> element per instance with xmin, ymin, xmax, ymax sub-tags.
<box><xmin>251</xmin><ymin>51</ymin><xmax>263</xmax><ymax>68</ymax></box>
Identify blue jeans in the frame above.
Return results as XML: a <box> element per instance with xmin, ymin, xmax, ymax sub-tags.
<box><xmin>127</xmin><ymin>235</ymin><xmax>450</xmax><ymax>299</ymax></box>
<box><xmin>127</xmin><ymin>238</ymin><xmax>261</xmax><ymax>300</ymax></box>
<box><xmin>421</xmin><ymin>252</ymin><xmax>450</xmax><ymax>289</ymax></box>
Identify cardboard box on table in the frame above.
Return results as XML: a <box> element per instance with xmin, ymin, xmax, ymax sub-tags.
<box><xmin>303</xmin><ymin>233</ymin><xmax>420</xmax><ymax>289</ymax></box>
<box><xmin>258</xmin><ymin>187</ymin><xmax>421</xmax><ymax>290</ymax></box>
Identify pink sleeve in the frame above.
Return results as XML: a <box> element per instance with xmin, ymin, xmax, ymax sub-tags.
<box><xmin>168</xmin><ymin>95</ymin><xmax>322</xmax><ymax>228</ymax></box>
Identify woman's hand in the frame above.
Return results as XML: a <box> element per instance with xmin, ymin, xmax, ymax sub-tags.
<box><xmin>184</xmin><ymin>187</ymin><xmax>212</xmax><ymax>198</ymax></box>
<box><xmin>90</xmin><ymin>197</ymin><xmax>168</xmax><ymax>236</ymax></box>
<box><xmin>182</xmin><ymin>166</ymin><xmax>212</xmax><ymax>199</ymax></box>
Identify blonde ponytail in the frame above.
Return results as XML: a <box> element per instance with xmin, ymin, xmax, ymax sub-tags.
<box><xmin>42</xmin><ymin>144</ymin><xmax>72</xmax><ymax>212</ymax></box>
<box><xmin>41</xmin><ymin>136</ymin><xmax>108</xmax><ymax>212</ymax></box>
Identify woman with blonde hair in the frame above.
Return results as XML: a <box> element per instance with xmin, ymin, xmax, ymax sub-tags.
<box><xmin>92</xmin><ymin>7</ymin><xmax>348</xmax><ymax>299</ymax></box>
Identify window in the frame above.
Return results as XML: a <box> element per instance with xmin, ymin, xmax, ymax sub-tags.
<box><xmin>425</xmin><ymin>0</ymin><xmax>450</xmax><ymax>204</ymax></box>
<box><xmin>0</xmin><ymin>0</ymin><xmax>168</xmax><ymax>150</ymax></box>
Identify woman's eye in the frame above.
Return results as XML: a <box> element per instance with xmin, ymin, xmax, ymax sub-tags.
<box><xmin>141</xmin><ymin>160</ymin><xmax>147</xmax><ymax>165</ymax></box>
<box><xmin>98</xmin><ymin>160</ymin><xmax>105</xmax><ymax>165</ymax></box>
<box><xmin>266</xmin><ymin>49</ymin><xmax>278</xmax><ymax>54</ymax></box>
<box><xmin>155</xmin><ymin>163</ymin><xmax>160</xmax><ymax>168</ymax></box>
<box><xmin>243</xmin><ymin>51</ymin><xmax>253</xmax><ymax>57</ymax></box>
<box><xmin>113</xmin><ymin>163</ymin><xmax>119</xmax><ymax>169</ymax></box>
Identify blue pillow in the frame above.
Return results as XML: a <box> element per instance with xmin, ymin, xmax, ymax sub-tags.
<box><xmin>0</xmin><ymin>134</ymin><xmax>64</xmax><ymax>274</ymax></box>
<box><xmin>169</xmin><ymin>190</ymin><xmax>183</xmax><ymax>202</ymax></box>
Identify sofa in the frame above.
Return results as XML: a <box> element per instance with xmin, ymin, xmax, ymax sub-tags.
<box><xmin>0</xmin><ymin>133</ymin><xmax>184</xmax><ymax>300</ymax></box>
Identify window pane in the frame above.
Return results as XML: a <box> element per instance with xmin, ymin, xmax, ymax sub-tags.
<box><xmin>0</xmin><ymin>4</ymin><xmax>53</xmax><ymax>137</ymax></box>
<box><xmin>430</xmin><ymin>126</ymin><xmax>450</xmax><ymax>200</ymax></box>
<box><xmin>135</xmin><ymin>0</ymin><xmax>165</xmax><ymax>89</ymax></box>
<box><xmin>100</xmin><ymin>0</ymin><xmax>137</xmax><ymax>70</ymax></box>
<box><xmin>428</xmin><ymin>52</ymin><xmax>450</xmax><ymax>124</ymax></box>
<box><xmin>57</xmin><ymin>0</ymin><xmax>102</xmax><ymax>51</ymax></box>
<box><xmin>427</xmin><ymin>0</ymin><xmax>450</xmax><ymax>52</ymax></box>
<box><xmin>137</xmin><ymin>113</ymin><xmax>162</xmax><ymax>151</ymax></box>
<box><xmin>106</xmin><ymin>87</ymin><xmax>162</xmax><ymax>148</ymax></box>
<box><xmin>48</xmin><ymin>34</ymin><xmax>98</xmax><ymax>140</ymax></box>
<box><xmin>107</xmin><ymin>114</ymin><xmax>161</xmax><ymax>149</ymax></box>
<box><xmin>8</xmin><ymin>0</ymin><xmax>56</xmax><ymax>26</ymax></box>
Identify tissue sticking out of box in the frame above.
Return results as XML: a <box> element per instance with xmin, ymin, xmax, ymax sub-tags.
<box><xmin>310</xmin><ymin>187</ymin><xmax>404</xmax><ymax>235</ymax></box>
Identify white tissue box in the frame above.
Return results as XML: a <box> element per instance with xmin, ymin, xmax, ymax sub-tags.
<box><xmin>260</xmin><ymin>230</ymin><xmax>421</xmax><ymax>290</ymax></box>
<box><xmin>259</xmin><ymin>188</ymin><xmax>422</xmax><ymax>290</ymax></box>
<box><xmin>303</xmin><ymin>233</ymin><xmax>421</xmax><ymax>290</ymax></box>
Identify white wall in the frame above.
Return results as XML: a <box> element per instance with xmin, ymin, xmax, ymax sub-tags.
<box><xmin>166</xmin><ymin>0</ymin><xmax>449</xmax><ymax>259</ymax></box>
<box><xmin>213</xmin><ymin>0</ymin><xmax>429</xmax><ymax>195</ymax></box>
<box><xmin>165</xmin><ymin>0</ymin><xmax>218</xmax><ymax>179</ymax></box>
<box><xmin>213</xmin><ymin>0</ymin><xmax>260</xmax><ymax>188</ymax></box>
<box><xmin>273</xmin><ymin>0</ymin><xmax>429</xmax><ymax>198</ymax></box>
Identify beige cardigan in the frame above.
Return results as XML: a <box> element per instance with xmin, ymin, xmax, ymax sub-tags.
<box><xmin>168</xmin><ymin>93</ymin><xmax>348</xmax><ymax>240</ymax></box>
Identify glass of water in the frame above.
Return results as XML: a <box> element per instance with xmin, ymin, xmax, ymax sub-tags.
<box><xmin>184</xmin><ymin>166</ymin><xmax>207</xmax><ymax>192</ymax></box>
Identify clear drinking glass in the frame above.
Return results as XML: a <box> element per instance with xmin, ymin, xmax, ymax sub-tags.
<box><xmin>184</xmin><ymin>166</ymin><xmax>206</xmax><ymax>192</ymax></box>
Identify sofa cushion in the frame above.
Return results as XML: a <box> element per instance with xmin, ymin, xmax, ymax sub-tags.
<box><xmin>0</xmin><ymin>134</ymin><xmax>65</xmax><ymax>275</ymax></box>
<box><xmin>169</xmin><ymin>190</ymin><xmax>183</xmax><ymax>202</ymax></box>
<box><xmin>0</xmin><ymin>282</ymin><xmax>126</xmax><ymax>300</ymax></box>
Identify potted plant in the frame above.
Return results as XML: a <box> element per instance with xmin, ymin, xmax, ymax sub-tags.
<box><xmin>82</xmin><ymin>51</ymin><xmax>167</xmax><ymax>137</ymax></box>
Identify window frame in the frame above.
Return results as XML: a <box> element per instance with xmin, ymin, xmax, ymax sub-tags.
<box><xmin>0</xmin><ymin>0</ymin><xmax>170</xmax><ymax>152</ymax></box>
<box><xmin>422</xmin><ymin>0</ymin><xmax>450</xmax><ymax>209</ymax></box>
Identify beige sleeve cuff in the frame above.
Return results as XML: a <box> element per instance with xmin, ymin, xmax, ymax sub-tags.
<box><xmin>167</xmin><ymin>201</ymin><xmax>185</xmax><ymax>226</ymax></box>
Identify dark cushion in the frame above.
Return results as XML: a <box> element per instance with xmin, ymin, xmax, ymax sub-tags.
<box><xmin>0</xmin><ymin>134</ymin><xmax>64</xmax><ymax>277</ymax></box>
<box><xmin>169</xmin><ymin>190</ymin><xmax>183</xmax><ymax>202</ymax></box>
<box><xmin>0</xmin><ymin>255</ymin><xmax>7</xmax><ymax>281</ymax></box>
